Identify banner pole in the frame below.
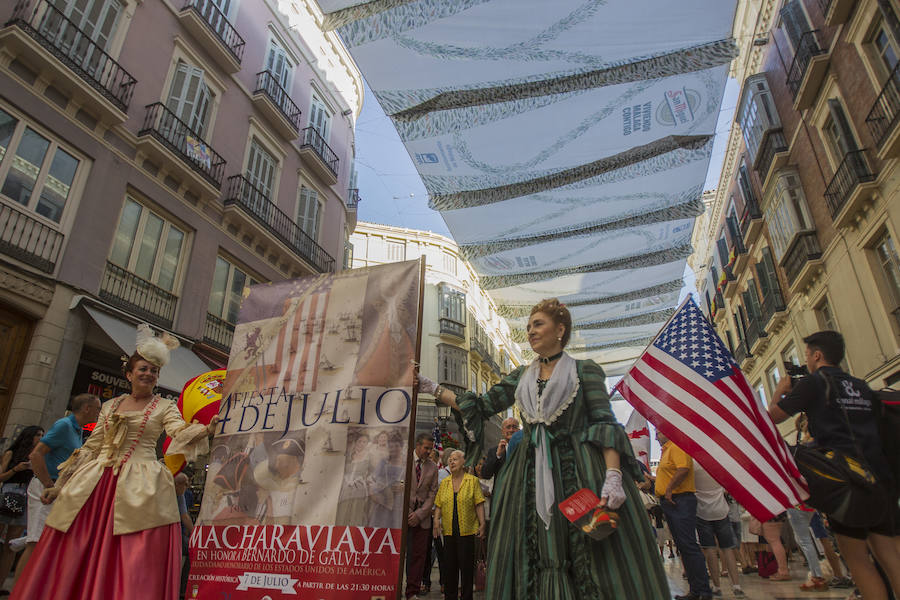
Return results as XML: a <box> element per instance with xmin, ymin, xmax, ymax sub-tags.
<box><xmin>398</xmin><ymin>257</ymin><xmax>427</xmax><ymax>600</ymax></box>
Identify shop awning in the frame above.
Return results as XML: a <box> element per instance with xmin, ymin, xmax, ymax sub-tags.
<box><xmin>83</xmin><ymin>306</ymin><xmax>210</xmax><ymax>394</ymax></box>
<box><xmin>313</xmin><ymin>0</ymin><xmax>737</xmax><ymax>370</ymax></box>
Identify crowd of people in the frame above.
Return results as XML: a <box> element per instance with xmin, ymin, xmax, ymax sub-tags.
<box><xmin>0</xmin><ymin>296</ymin><xmax>894</xmax><ymax>600</ymax></box>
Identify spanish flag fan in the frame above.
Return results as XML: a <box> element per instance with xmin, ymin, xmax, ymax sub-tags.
<box><xmin>163</xmin><ymin>370</ymin><xmax>225</xmax><ymax>475</ymax></box>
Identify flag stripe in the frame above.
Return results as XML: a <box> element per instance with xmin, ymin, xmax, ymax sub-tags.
<box><xmin>628</xmin><ymin>362</ymin><xmax>795</xmax><ymax>511</ymax></box>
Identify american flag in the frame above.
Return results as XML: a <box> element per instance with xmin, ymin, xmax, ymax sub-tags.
<box><xmin>615</xmin><ymin>297</ymin><xmax>808</xmax><ymax>520</ymax></box>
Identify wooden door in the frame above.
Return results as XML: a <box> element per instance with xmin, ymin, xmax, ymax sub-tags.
<box><xmin>0</xmin><ymin>307</ymin><xmax>33</xmax><ymax>433</ymax></box>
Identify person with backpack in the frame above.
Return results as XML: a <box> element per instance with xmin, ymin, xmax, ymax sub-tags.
<box><xmin>768</xmin><ymin>330</ymin><xmax>900</xmax><ymax>600</ymax></box>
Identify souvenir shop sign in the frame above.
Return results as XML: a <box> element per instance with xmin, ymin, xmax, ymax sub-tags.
<box><xmin>190</xmin><ymin>260</ymin><xmax>424</xmax><ymax>600</ymax></box>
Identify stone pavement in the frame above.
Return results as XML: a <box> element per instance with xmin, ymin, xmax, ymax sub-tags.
<box><xmin>412</xmin><ymin>551</ymin><xmax>853</xmax><ymax>599</ymax></box>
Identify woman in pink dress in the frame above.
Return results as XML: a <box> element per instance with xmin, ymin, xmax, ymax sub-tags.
<box><xmin>12</xmin><ymin>324</ymin><xmax>216</xmax><ymax>600</ymax></box>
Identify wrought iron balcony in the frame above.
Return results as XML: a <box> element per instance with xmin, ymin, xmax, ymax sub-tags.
<box><xmin>347</xmin><ymin>188</ymin><xmax>361</xmax><ymax>210</ymax></box>
<box><xmin>204</xmin><ymin>312</ymin><xmax>234</xmax><ymax>352</ymax></box>
<box><xmin>714</xmin><ymin>291</ymin><xmax>725</xmax><ymax>317</ymax></box>
<box><xmin>439</xmin><ymin>317</ymin><xmax>464</xmax><ymax>339</ymax></box>
<box><xmin>138</xmin><ymin>103</ymin><xmax>226</xmax><ymax>189</ymax></box>
<box><xmin>755</xmin><ymin>129</ymin><xmax>788</xmax><ymax>183</ymax></box>
<box><xmin>0</xmin><ymin>201</ymin><xmax>64</xmax><ymax>273</ymax></box>
<box><xmin>99</xmin><ymin>261</ymin><xmax>177</xmax><ymax>328</ymax></box>
<box><xmin>300</xmin><ymin>127</ymin><xmax>339</xmax><ymax>177</ymax></box>
<box><xmin>824</xmin><ymin>149</ymin><xmax>875</xmax><ymax>221</ymax></box>
<box><xmin>733</xmin><ymin>340</ymin><xmax>749</xmax><ymax>365</ymax></box>
<box><xmin>787</xmin><ymin>30</ymin><xmax>828</xmax><ymax>108</ymax></box>
<box><xmin>726</xmin><ymin>214</ymin><xmax>746</xmax><ymax>256</ymax></box>
<box><xmin>739</xmin><ymin>192</ymin><xmax>763</xmax><ymax>238</ymax></box>
<box><xmin>223</xmin><ymin>175</ymin><xmax>335</xmax><ymax>273</ymax></box>
<box><xmin>781</xmin><ymin>231</ymin><xmax>822</xmax><ymax>289</ymax></box>
<box><xmin>5</xmin><ymin>0</ymin><xmax>137</xmax><ymax>112</ymax></box>
<box><xmin>866</xmin><ymin>61</ymin><xmax>900</xmax><ymax>156</ymax></box>
<box><xmin>253</xmin><ymin>70</ymin><xmax>301</xmax><ymax>137</ymax></box>
<box><xmin>760</xmin><ymin>288</ymin><xmax>786</xmax><ymax>328</ymax></box>
<box><xmin>180</xmin><ymin>0</ymin><xmax>244</xmax><ymax>65</ymax></box>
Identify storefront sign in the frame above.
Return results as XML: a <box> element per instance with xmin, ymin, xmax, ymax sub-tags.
<box><xmin>189</xmin><ymin>260</ymin><xmax>424</xmax><ymax>599</ymax></box>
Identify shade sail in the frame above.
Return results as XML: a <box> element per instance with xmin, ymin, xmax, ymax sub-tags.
<box><xmin>320</xmin><ymin>0</ymin><xmax>737</xmax><ymax>373</ymax></box>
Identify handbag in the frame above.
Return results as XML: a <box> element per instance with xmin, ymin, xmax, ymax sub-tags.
<box><xmin>756</xmin><ymin>551</ymin><xmax>778</xmax><ymax>578</ymax></box>
<box><xmin>791</xmin><ymin>373</ymin><xmax>889</xmax><ymax>528</ymax></box>
<box><xmin>0</xmin><ymin>490</ymin><xmax>25</xmax><ymax>517</ymax></box>
<box><xmin>474</xmin><ymin>538</ymin><xmax>486</xmax><ymax>591</ymax></box>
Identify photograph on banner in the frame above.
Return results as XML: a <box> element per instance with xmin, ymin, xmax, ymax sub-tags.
<box><xmin>189</xmin><ymin>260</ymin><xmax>423</xmax><ymax>600</ymax></box>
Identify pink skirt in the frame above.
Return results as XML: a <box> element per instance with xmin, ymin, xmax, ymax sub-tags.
<box><xmin>12</xmin><ymin>468</ymin><xmax>181</xmax><ymax>600</ymax></box>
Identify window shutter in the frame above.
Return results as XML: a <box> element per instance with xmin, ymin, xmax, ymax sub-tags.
<box><xmin>827</xmin><ymin>98</ymin><xmax>858</xmax><ymax>155</ymax></box>
<box><xmin>780</xmin><ymin>0</ymin><xmax>809</xmax><ymax>52</ymax></box>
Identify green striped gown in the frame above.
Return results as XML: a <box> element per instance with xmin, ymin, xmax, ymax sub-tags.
<box><xmin>455</xmin><ymin>359</ymin><xmax>671</xmax><ymax>599</ymax></box>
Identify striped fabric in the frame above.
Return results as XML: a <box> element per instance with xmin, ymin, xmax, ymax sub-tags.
<box><xmin>615</xmin><ymin>297</ymin><xmax>808</xmax><ymax>521</ymax></box>
<box><xmin>456</xmin><ymin>360</ymin><xmax>670</xmax><ymax>599</ymax></box>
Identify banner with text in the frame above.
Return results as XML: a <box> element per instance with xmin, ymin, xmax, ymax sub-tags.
<box><xmin>189</xmin><ymin>260</ymin><xmax>423</xmax><ymax>599</ymax></box>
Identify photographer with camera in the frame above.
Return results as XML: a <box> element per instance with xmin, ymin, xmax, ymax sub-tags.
<box><xmin>768</xmin><ymin>331</ymin><xmax>900</xmax><ymax>600</ymax></box>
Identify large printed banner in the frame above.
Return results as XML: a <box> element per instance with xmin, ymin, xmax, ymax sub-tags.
<box><xmin>189</xmin><ymin>260</ymin><xmax>424</xmax><ymax>599</ymax></box>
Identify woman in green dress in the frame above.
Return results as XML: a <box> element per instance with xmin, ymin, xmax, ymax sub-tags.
<box><xmin>418</xmin><ymin>298</ymin><xmax>670</xmax><ymax>599</ymax></box>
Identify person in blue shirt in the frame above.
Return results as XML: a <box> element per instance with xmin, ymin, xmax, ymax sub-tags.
<box><xmin>13</xmin><ymin>393</ymin><xmax>100</xmax><ymax>583</ymax></box>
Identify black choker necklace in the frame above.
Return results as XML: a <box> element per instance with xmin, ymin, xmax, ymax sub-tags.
<box><xmin>539</xmin><ymin>351</ymin><xmax>563</xmax><ymax>365</ymax></box>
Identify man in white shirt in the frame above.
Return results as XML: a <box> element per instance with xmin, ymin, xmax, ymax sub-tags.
<box><xmin>694</xmin><ymin>463</ymin><xmax>744</xmax><ymax>598</ymax></box>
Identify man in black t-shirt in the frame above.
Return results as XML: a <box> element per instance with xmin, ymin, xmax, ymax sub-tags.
<box><xmin>768</xmin><ymin>331</ymin><xmax>900</xmax><ymax>599</ymax></box>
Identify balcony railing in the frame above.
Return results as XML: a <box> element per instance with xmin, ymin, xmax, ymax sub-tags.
<box><xmin>726</xmin><ymin>215</ymin><xmax>746</xmax><ymax>256</ymax></box>
<box><xmin>301</xmin><ymin>127</ymin><xmax>339</xmax><ymax>177</ymax></box>
<box><xmin>223</xmin><ymin>175</ymin><xmax>335</xmax><ymax>273</ymax></box>
<box><xmin>781</xmin><ymin>231</ymin><xmax>822</xmax><ymax>287</ymax></box>
<box><xmin>181</xmin><ymin>0</ymin><xmax>244</xmax><ymax>64</ymax></box>
<box><xmin>733</xmin><ymin>341</ymin><xmax>749</xmax><ymax>365</ymax></box>
<box><xmin>745</xmin><ymin>317</ymin><xmax>765</xmax><ymax>349</ymax></box>
<box><xmin>866</xmin><ymin>61</ymin><xmax>900</xmax><ymax>150</ymax></box>
<box><xmin>204</xmin><ymin>312</ymin><xmax>234</xmax><ymax>351</ymax></box>
<box><xmin>0</xmin><ymin>201</ymin><xmax>64</xmax><ymax>273</ymax></box>
<box><xmin>439</xmin><ymin>317</ymin><xmax>465</xmax><ymax>339</ymax></box>
<box><xmin>99</xmin><ymin>261</ymin><xmax>177</xmax><ymax>328</ymax></box>
<box><xmin>739</xmin><ymin>193</ymin><xmax>763</xmax><ymax>238</ymax></box>
<box><xmin>787</xmin><ymin>30</ymin><xmax>826</xmax><ymax>100</ymax></box>
<box><xmin>347</xmin><ymin>188</ymin><xmax>361</xmax><ymax>210</ymax></box>
<box><xmin>824</xmin><ymin>149</ymin><xmax>875</xmax><ymax>219</ymax></box>
<box><xmin>756</xmin><ymin>129</ymin><xmax>788</xmax><ymax>181</ymax></box>
<box><xmin>761</xmin><ymin>288</ymin><xmax>786</xmax><ymax>327</ymax></box>
<box><xmin>714</xmin><ymin>291</ymin><xmax>725</xmax><ymax>315</ymax></box>
<box><xmin>254</xmin><ymin>70</ymin><xmax>301</xmax><ymax>132</ymax></box>
<box><xmin>6</xmin><ymin>0</ymin><xmax>137</xmax><ymax>111</ymax></box>
<box><xmin>138</xmin><ymin>103</ymin><xmax>226</xmax><ymax>188</ymax></box>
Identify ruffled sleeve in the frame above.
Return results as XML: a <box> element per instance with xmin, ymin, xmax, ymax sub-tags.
<box><xmin>453</xmin><ymin>366</ymin><xmax>525</xmax><ymax>466</ymax></box>
<box><xmin>577</xmin><ymin>360</ymin><xmax>642</xmax><ymax>481</ymax></box>
<box><xmin>162</xmin><ymin>401</ymin><xmax>210</xmax><ymax>463</ymax></box>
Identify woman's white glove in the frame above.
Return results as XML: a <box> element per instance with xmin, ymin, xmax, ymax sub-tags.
<box><xmin>600</xmin><ymin>469</ymin><xmax>626</xmax><ymax>510</ymax></box>
<box><xmin>417</xmin><ymin>373</ymin><xmax>439</xmax><ymax>395</ymax></box>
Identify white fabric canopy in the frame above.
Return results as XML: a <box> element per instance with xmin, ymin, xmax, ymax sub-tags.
<box><xmin>320</xmin><ymin>0</ymin><xmax>737</xmax><ymax>373</ymax></box>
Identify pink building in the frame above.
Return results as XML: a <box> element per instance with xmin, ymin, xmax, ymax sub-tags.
<box><xmin>0</xmin><ymin>0</ymin><xmax>363</xmax><ymax>433</ymax></box>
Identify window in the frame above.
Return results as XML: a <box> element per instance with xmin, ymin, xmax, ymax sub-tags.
<box><xmin>738</xmin><ymin>163</ymin><xmax>757</xmax><ymax>213</ymax></box>
<box><xmin>439</xmin><ymin>285</ymin><xmax>466</xmax><ymax>325</ymax></box>
<box><xmin>470</xmin><ymin>370</ymin><xmax>478</xmax><ymax>393</ymax></box>
<box><xmin>386</xmin><ymin>239</ymin><xmax>405</xmax><ymax>262</ymax></box>
<box><xmin>437</xmin><ymin>343</ymin><xmax>467</xmax><ymax>390</ymax></box>
<box><xmin>166</xmin><ymin>62</ymin><xmax>212</xmax><ymax>137</ymax></box>
<box><xmin>874</xmin><ymin>230</ymin><xmax>900</xmax><ymax>308</ymax></box>
<box><xmin>343</xmin><ymin>240</ymin><xmax>353</xmax><ymax>269</ymax></box>
<box><xmin>44</xmin><ymin>0</ymin><xmax>122</xmax><ymax>74</ymax></box>
<box><xmin>0</xmin><ymin>107</ymin><xmax>80</xmax><ymax>224</ymax></box>
<box><xmin>208</xmin><ymin>256</ymin><xmax>258</xmax><ymax>324</ymax></box>
<box><xmin>109</xmin><ymin>197</ymin><xmax>185</xmax><ymax>292</ymax></box>
<box><xmin>816</xmin><ymin>295</ymin><xmax>838</xmax><ymax>331</ymax></box>
<box><xmin>780</xmin><ymin>0</ymin><xmax>812</xmax><ymax>53</ymax></box>
<box><xmin>755</xmin><ymin>381</ymin><xmax>767</xmax><ymax>408</ymax></box>
<box><xmin>308</xmin><ymin>96</ymin><xmax>331</xmax><ymax>141</ymax></box>
<box><xmin>297</xmin><ymin>186</ymin><xmax>320</xmax><ymax>240</ymax></box>
<box><xmin>743</xmin><ymin>281</ymin><xmax>763</xmax><ymax>326</ymax></box>
<box><xmin>442</xmin><ymin>251</ymin><xmax>457</xmax><ymax>276</ymax></box>
<box><xmin>764</xmin><ymin>172</ymin><xmax>813</xmax><ymax>260</ymax></box>
<box><xmin>265</xmin><ymin>39</ymin><xmax>293</xmax><ymax>90</ymax></box>
<box><xmin>246</xmin><ymin>139</ymin><xmax>277</xmax><ymax>198</ymax></box>
<box><xmin>871</xmin><ymin>18</ymin><xmax>900</xmax><ymax>76</ymax></box>
<box><xmin>755</xmin><ymin>247</ymin><xmax>782</xmax><ymax>306</ymax></box>
<box><xmin>782</xmin><ymin>344</ymin><xmax>800</xmax><ymax>368</ymax></box>
<box><xmin>766</xmin><ymin>363</ymin><xmax>781</xmax><ymax>394</ymax></box>
<box><xmin>738</xmin><ymin>74</ymin><xmax>780</xmax><ymax>161</ymax></box>
<box><xmin>822</xmin><ymin>99</ymin><xmax>858</xmax><ymax>167</ymax></box>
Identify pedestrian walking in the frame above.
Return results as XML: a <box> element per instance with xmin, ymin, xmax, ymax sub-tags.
<box><xmin>0</xmin><ymin>426</ymin><xmax>42</xmax><ymax>595</ymax></box>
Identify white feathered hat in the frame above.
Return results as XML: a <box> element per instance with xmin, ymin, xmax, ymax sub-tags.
<box><xmin>134</xmin><ymin>323</ymin><xmax>179</xmax><ymax>368</ymax></box>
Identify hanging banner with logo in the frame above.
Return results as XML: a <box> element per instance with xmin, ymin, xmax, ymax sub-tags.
<box><xmin>188</xmin><ymin>259</ymin><xmax>425</xmax><ymax>600</ymax></box>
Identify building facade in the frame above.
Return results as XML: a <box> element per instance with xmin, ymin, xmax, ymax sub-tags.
<box><xmin>0</xmin><ymin>0</ymin><xmax>363</xmax><ymax>435</ymax></box>
<box><xmin>349</xmin><ymin>221</ymin><xmax>524</xmax><ymax>448</ymax></box>
<box><xmin>692</xmin><ymin>0</ymin><xmax>900</xmax><ymax>435</ymax></box>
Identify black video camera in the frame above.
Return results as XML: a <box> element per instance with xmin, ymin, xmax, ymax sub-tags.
<box><xmin>784</xmin><ymin>362</ymin><xmax>809</xmax><ymax>379</ymax></box>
